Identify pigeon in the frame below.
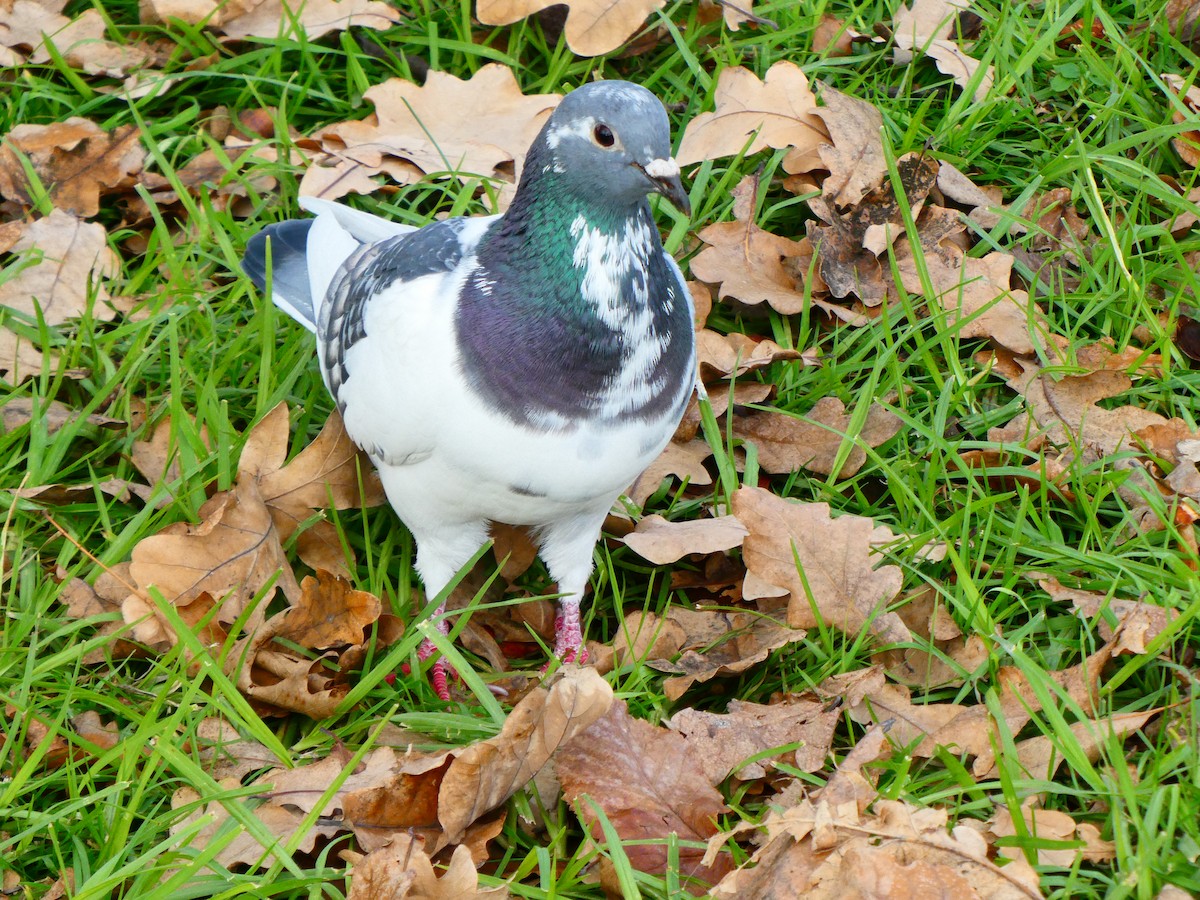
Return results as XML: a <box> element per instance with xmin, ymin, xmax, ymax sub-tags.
<box><xmin>243</xmin><ymin>80</ymin><xmax>696</xmax><ymax>699</ymax></box>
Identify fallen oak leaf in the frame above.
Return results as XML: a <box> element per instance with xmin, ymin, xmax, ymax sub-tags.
<box><xmin>623</xmin><ymin>514</ymin><xmax>748</xmax><ymax>565</ymax></box>
<box><xmin>558</xmin><ymin>700</ymin><xmax>735</xmax><ymax>893</ymax></box>
<box><xmin>438</xmin><ymin>665</ymin><xmax>613</xmax><ymax>846</ymax></box>
<box><xmin>477</xmin><ymin>0</ymin><xmax>665</xmax><ymax>57</ymax></box>
<box><xmin>0</xmin><ymin>210</ymin><xmax>119</xmax><ymax>380</ymax></box>
<box><xmin>676</xmin><ymin>61</ymin><xmax>825</xmax><ymax>166</ymax></box>
<box><xmin>0</xmin><ymin>118</ymin><xmax>144</xmax><ymax>217</ymax></box>
<box><xmin>649</xmin><ymin>608</ymin><xmax>806</xmax><ymax>701</ymax></box>
<box><xmin>302</xmin><ymin>66</ymin><xmax>560</xmax><ymax>202</ymax></box>
<box><xmin>732</xmin><ymin>396</ymin><xmax>903</xmax><ymax>478</ymax></box>
<box><xmin>733</xmin><ymin>487</ymin><xmax>910</xmax><ymax>643</ymax></box>
<box><xmin>124</xmin><ymin>477</ymin><xmax>301</xmax><ymax>640</ymax></box>
<box><xmin>668</xmin><ymin>695</ymin><xmax>839</xmax><ymax>783</ymax></box>
<box><xmin>344</xmin><ymin>836</ymin><xmax>507</xmax><ymax>899</ymax></box>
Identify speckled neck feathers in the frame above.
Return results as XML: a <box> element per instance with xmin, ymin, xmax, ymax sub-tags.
<box><xmin>457</xmin><ymin>140</ymin><xmax>692</xmax><ymax>430</ymax></box>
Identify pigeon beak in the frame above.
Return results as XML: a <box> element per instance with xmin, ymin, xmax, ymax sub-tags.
<box><xmin>640</xmin><ymin>157</ymin><xmax>691</xmax><ymax>218</ymax></box>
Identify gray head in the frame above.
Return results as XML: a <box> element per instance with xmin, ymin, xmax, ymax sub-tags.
<box><xmin>528</xmin><ymin>80</ymin><xmax>690</xmax><ymax>217</ymax></box>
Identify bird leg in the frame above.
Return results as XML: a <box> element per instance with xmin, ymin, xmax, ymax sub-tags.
<box><xmin>550</xmin><ymin>595</ymin><xmax>588</xmax><ymax>665</ymax></box>
<box><xmin>416</xmin><ymin>601</ymin><xmax>454</xmax><ymax>701</ymax></box>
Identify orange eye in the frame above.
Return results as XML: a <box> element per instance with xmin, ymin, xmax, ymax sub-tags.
<box><xmin>593</xmin><ymin>123</ymin><xmax>615</xmax><ymax>147</ymax></box>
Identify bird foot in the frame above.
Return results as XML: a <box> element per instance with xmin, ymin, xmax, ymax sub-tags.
<box><xmin>541</xmin><ymin>613</ymin><xmax>589</xmax><ymax>671</ymax></box>
<box><xmin>418</xmin><ymin>636</ymin><xmax>456</xmax><ymax>701</ymax></box>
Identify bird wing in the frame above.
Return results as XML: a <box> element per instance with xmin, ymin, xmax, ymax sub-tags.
<box><xmin>315</xmin><ymin>209</ymin><xmax>501</xmax><ymax>466</ymax></box>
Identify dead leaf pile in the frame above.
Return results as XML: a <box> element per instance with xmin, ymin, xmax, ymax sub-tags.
<box><xmin>57</xmin><ymin>404</ymin><xmax>389</xmax><ymax>717</ymax></box>
<box><xmin>170</xmin><ymin>666</ymin><xmax>611</xmax><ymax>895</ymax></box>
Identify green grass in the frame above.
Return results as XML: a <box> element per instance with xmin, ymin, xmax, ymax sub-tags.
<box><xmin>3</xmin><ymin>0</ymin><xmax>1200</xmax><ymax>896</ymax></box>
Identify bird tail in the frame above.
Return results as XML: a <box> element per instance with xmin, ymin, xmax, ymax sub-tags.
<box><xmin>242</xmin><ymin>197</ymin><xmax>418</xmax><ymax>333</ymax></box>
<box><xmin>243</xmin><ymin>219</ymin><xmax>318</xmax><ymax>331</ymax></box>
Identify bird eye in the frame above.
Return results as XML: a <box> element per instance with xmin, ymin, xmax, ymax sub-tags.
<box><xmin>593</xmin><ymin>123</ymin><xmax>615</xmax><ymax>148</ymax></box>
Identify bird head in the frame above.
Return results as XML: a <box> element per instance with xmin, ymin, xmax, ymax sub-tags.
<box><xmin>531</xmin><ymin>81</ymin><xmax>690</xmax><ymax>218</ymax></box>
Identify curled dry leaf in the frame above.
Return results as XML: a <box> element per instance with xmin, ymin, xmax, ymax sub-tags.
<box><xmin>676</xmin><ymin>61</ymin><xmax>825</xmax><ymax>166</ymax></box>
<box><xmin>478</xmin><ymin>0</ymin><xmax>664</xmax><ymax>56</ymax></box>
<box><xmin>1164</xmin><ymin>74</ymin><xmax>1200</xmax><ymax>168</ymax></box>
<box><xmin>438</xmin><ymin>665</ymin><xmax>613</xmax><ymax>845</ymax></box>
<box><xmin>668</xmin><ymin>694</ymin><xmax>839</xmax><ymax>783</ymax></box>
<box><xmin>345</xmin><ymin>837</ymin><xmax>507</xmax><ymax>899</ymax></box>
<box><xmin>239</xmin><ymin>403</ymin><xmax>386</xmax><ymax>574</ymax></box>
<box><xmin>649</xmin><ymin>607</ymin><xmax>807</xmax><ymax>701</ymax></box>
<box><xmin>1</xmin><ymin>398</ymin><xmax>123</xmax><ymax>436</ymax></box>
<box><xmin>711</xmin><ymin>796</ymin><xmax>1041</xmax><ymax>899</ymax></box>
<box><xmin>0</xmin><ymin>118</ymin><xmax>144</xmax><ymax>217</ymax></box>
<box><xmin>623</xmin><ymin>514</ymin><xmax>748</xmax><ymax>565</ymax></box>
<box><xmin>139</xmin><ymin>0</ymin><xmax>401</xmax><ymax>40</ymax></box>
<box><xmin>558</xmin><ymin>700</ymin><xmax>735</xmax><ymax>893</ymax></box>
<box><xmin>124</xmin><ymin>478</ymin><xmax>301</xmax><ymax>644</ymax></box>
<box><xmin>0</xmin><ymin>211</ymin><xmax>119</xmax><ymax>380</ymax></box>
<box><xmin>888</xmin><ymin>0</ymin><xmax>995</xmax><ymax>102</ymax></box>
<box><xmin>696</xmin><ymin>328</ymin><xmax>805</xmax><ymax>381</ymax></box>
<box><xmin>302</xmin><ymin>66</ymin><xmax>560</xmax><ymax>203</ymax></box>
<box><xmin>733</xmin><ymin>487</ymin><xmax>910</xmax><ymax>643</ymax></box>
<box><xmin>733</xmin><ymin>395</ymin><xmax>903</xmax><ymax>478</ymax></box>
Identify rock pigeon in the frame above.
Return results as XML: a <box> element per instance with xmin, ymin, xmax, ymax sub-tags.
<box><xmin>243</xmin><ymin>80</ymin><xmax>696</xmax><ymax>699</ymax></box>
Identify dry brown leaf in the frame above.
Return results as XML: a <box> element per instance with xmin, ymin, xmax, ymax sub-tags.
<box><xmin>170</xmin><ymin>777</ymin><xmax>341</xmax><ymax>871</ymax></box>
<box><xmin>979</xmin><ymin>709</ymin><xmax>1155</xmax><ymax>783</ymax></box>
<box><xmin>342</xmin><ymin>750</ymin><xmax>453</xmax><ymax>851</ymax></box>
<box><xmin>0</xmin><ymin>0</ymin><xmax>70</xmax><ymax>62</ymax></box>
<box><xmin>124</xmin><ymin>477</ymin><xmax>301</xmax><ymax>644</ymax></box>
<box><xmin>1039</xmin><ymin>575</ymin><xmax>1179</xmax><ymax>655</ymax></box>
<box><xmin>345</xmin><ymin>837</ymin><xmax>507</xmax><ymax>899</ymax></box>
<box><xmin>669</xmin><ymin>694</ymin><xmax>838</xmax><ymax>783</ymax></box>
<box><xmin>812</xmin><ymin>13</ymin><xmax>861</xmax><ymax>56</ymax></box>
<box><xmin>626</xmin><ymin>437</ymin><xmax>713</xmax><ymax>509</ymax></box>
<box><xmin>691</xmin><ymin>220</ymin><xmax>812</xmax><ymax>315</ymax></box>
<box><xmin>1</xmin><ymin>397</ymin><xmax>123</xmax><ymax>435</ymax></box>
<box><xmin>875</xmin><ymin>586</ymin><xmax>989</xmax><ymax>688</ymax></box>
<box><xmin>989</xmin><ymin>349</ymin><xmax>1171</xmax><ymax>459</ymax></box>
<box><xmin>733</xmin><ymin>396</ymin><xmax>903</xmax><ymax>478</ymax></box>
<box><xmin>1164</xmin><ymin>74</ymin><xmax>1200</xmax><ymax>168</ymax></box>
<box><xmin>303</xmin><ymin>66</ymin><xmax>560</xmax><ymax>202</ymax></box>
<box><xmin>0</xmin><ymin>118</ymin><xmax>144</xmax><ymax>217</ymax></box>
<box><xmin>712</xmin><ymin>792</ymin><xmax>1041</xmax><ymax>899</ymax></box>
<box><xmin>191</xmin><ymin>718</ymin><xmax>285</xmax><ymax>781</ymax></box>
<box><xmin>696</xmin><ymin>328</ymin><xmax>805</xmax><ymax>381</ymax></box>
<box><xmin>650</xmin><ymin>607</ymin><xmax>806</xmax><ymax>701</ymax></box>
<box><xmin>987</xmin><ymin>806</ymin><xmax>1116</xmax><ymax>867</ymax></box>
<box><xmin>239</xmin><ymin>403</ymin><xmax>385</xmax><ymax>573</ymax></box>
<box><xmin>623</xmin><ymin>514</ymin><xmax>747</xmax><ymax>564</ymax></box>
<box><xmin>1166</xmin><ymin>0</ymin><xmax>1200</xmax><ymax>50</ymax></box>
<box><xmin>806</xmin><ymin>152</ymin><xmax>939</xmax><ymax>306</ymax></box>
<box><xmin>477</xmin><ymin>0</ymin><xmax>663</xmax><ymax>56</ymax></box>
<box><xmin>231</xmin><ymin>572</ymin><xmax>398</xmax><ymax>718</ymax></box>
<box><xmin>558</xmin><ymin>700</ymin><xmax>735</xmax><ymax>892</ymax></box>
<box><xmin>27</xmin><ymin>9</ymin><xmax>154</xmax><ymax>77</ymax></box>
<box><xmin>733</xmin><ymin>487</ymin><xmax>910</xmax><ymax>643</ymax></box>
<box><xmin>138</xmin><ymin>0</ymin><xmax>401</xmax><ymax>39</ymax></box>
<box><xmin>11</xmin><ymin>477</ymin><xmax>155</xmax><ymax>506</ymax></box>
<box><xmin>676</xmin><ymin>62</ymin><xmax>825</xmax><ymax>166</ymax></box>
<box><xmin>0</xmin><ymin>211</ymin><xmax>118</xmax><ymax>380</ymax></box>
<box><xmin>439</xmin><ymin>665</ymin><xmax>613</xmax><ymax>845</ymax></box>
<box><xmin>890</xmin><ymin>0</ymin><xmax>995</xmax><ymax>102</ymax></box>
<box><xmin>799</xmin><ymin>86</ymin><xmax>888</xmax><ymax>208</ymax></box>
